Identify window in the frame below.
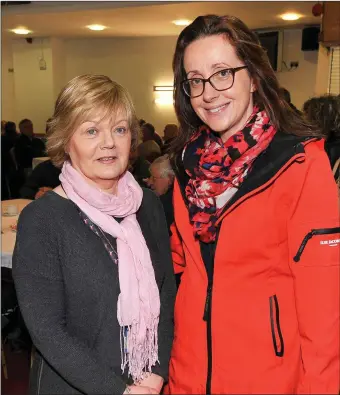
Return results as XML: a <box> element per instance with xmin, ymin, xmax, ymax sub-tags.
<box><xmin>329</xmin><ymin>47</ymin><xmax>340</xmax><ymax>94</ymax></box>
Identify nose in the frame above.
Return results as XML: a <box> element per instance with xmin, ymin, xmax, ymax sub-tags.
<box><xmin>202</xmin><ymin>81</ymin><xmax>219</xmax><ymax>103</ymax></box>
<box><xmin>101</xmin><ymin>130</ymin><xmax>115</xmax><ymax>149</ymax></box>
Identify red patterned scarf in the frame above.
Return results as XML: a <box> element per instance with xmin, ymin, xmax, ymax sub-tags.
<box><xmin>183</xmin><ymin>107</ymin><xmax>276</xmax><ymax>243</ymax></box>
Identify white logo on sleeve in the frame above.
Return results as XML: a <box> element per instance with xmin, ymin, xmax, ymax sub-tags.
<box><xmin>320</xmin><ymin>238</ymin><xmax>340</xmax><ymax>247</ymax></box>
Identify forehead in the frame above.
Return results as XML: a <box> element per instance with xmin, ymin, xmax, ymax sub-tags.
<box><xmin>184</xmin><ymin>35</ymin><xmax>239</xmax><ymax>72</ymax></box>
<box><xmin>81</xmin><ymin>106</ymin><xmax>128</xmax><ymax>125</ymax></box>
<box><xmin>150</xmin><ymin>163</ymin><xmax>161</xmax><ymax>175</ymax></box>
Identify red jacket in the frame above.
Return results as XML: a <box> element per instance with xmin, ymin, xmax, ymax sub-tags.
<box><xmin>167</xmin><ymin>133</ymin><xmax>340</xmax><ymax>394</ymax></box>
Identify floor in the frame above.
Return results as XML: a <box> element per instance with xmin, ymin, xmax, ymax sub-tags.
<box><xmin>1</xmin><ymin>343</ymin><xmax>30</xmax><ymax>395</ymax></box>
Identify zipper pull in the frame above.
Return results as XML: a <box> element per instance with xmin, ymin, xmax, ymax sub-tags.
<box><xmin>203</xmin><ymin>286</ymin><xmax>212</xmax><ymax>321</ymax></box>
<box><xmin>293</xmin><ymin>230</ymin><xmax>315</xmax><ymax>262</ymax></box>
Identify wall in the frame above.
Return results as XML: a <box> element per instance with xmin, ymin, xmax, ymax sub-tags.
<box><xmin>314</xmin><ymin>43</ymin><xmax>332</xmax><ymax>95</ymax></box>
<box><xmin>2</xmin><ymin>28</ymin><xmax>322</xmax><ymax>135</ymax></box>
<box><xmin>276</xmin><ymin>29</ymin><xmax>318</xmax><ymax>110</ymax></box>
<box><xmin>65</xmin><ymin>36</ymin><xmax>178</xmax><ymax>135</ymax></box>
<box><xmin>12</xmin><ymin>38</ymin><xmax>55</xmax><ymax>134</ymax></box>
<box><xmin>1</xmin><ymin>38</ymin><xmax>15</xmax><ymax>121</ymax></box>
<box><xmin>50</xmin><ymin>38</ymin><xmax>66</xmax><ymax>100</ymax></box>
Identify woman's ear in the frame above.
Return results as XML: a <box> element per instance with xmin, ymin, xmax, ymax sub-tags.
<box><xmin>250</xmin><ymin>79</ymin><xmax>257</xmax><ymax>93</ymax></box>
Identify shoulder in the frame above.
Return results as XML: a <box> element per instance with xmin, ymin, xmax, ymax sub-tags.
<box><xmin>139</xmin><ymin>188</ymin><xmax>166</xmax><ymax>225</ymax></box>
<box><xmin>18</xmin><ymin>191</ymin><xmax>75</xmax><ymax>229</ymax></box>
<box><xmin>302</xmin><ymin>139</ymin><xmax>333</xmax><ymax>173</ymax></box>
<box><xmin>141</xmin><ymin>188</ymin><xmax>162</xmax><ymax>208</ymax></box>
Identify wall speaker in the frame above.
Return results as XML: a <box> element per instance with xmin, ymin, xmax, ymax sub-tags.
<box><xmin>301</xmin><ymin>26</ymin><xmax>320</xmax><ymax>51</ymax></box>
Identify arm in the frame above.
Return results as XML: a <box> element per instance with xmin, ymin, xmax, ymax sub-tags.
<box><xmin>288</xmin><ymin>146</ymin><xmax>339</xmax><ymax>393</ymax></box>
<box><xmin>141</xmin><ymin>191</ymin><xmax>176</xmax><ymax>387</ymax></box>
<box><xmin>12</xmin><ymin>203</ymin><xmax>127</xmax><ymax>395</ymax></box>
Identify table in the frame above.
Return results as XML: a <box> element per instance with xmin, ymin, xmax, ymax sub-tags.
<box><xmin>1</xmin><ymin>199</ymin><xmax>32</xmax><ymax>268</ymax></box>
<box><xmin>32</xmin><ymin>156</ymin><xmax>49</xmax><ymax>169</ymax></box>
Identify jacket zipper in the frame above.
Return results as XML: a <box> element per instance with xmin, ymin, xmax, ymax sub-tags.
<box><xmin>203</xmin><ymin>283</ymin><xmax>213</xmax><ymax>394</ymax></box>
<box><xmin>269</xmin><ymin>295</ymin><xmax>284</xmax><ymax>357</ymax></box>
<box><xmin>293</xmin><ymin>227</ymin><xmax>340</xmax><ymax>262</ymax></box>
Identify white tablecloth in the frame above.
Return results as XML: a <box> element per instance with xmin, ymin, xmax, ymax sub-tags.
<box><xmin>32</xmin><ymin>156</ymin><xmax>49</xmax><ymax>169</ymax></box>
<box><xmin>1</xmin><ymin>199</ymin><xmax>32</xmax><ymax>269</ymax></box>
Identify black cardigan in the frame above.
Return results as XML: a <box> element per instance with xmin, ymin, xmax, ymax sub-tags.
<box><xmin>12</xmin><ymin>189</ymin><xmax>176</xmax><ymax>395</ymax></box>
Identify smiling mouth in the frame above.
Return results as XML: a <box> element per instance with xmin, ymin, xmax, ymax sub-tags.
<box><xmin>97</xmin><ymin>156</ymin><xmax>117</xmax><ymax>163</ymax></box>
<box><xmin>206</xmin><ymin>103</ymin><xmax>230</xmax><ymax>113</ymax></box>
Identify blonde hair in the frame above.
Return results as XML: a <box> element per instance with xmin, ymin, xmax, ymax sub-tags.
<box><xmin>47</xmin><ymin>74</ymin><xmax>140</xmax><ymax>168</ymax></box>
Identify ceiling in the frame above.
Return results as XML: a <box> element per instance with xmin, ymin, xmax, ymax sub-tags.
<box><xmin>1</xmin><ymin>1</ymin><xmax>321</xmax><ymax>39</ymax></box>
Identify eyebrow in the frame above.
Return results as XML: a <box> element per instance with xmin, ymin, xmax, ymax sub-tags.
<box><xmin>186</xmin><ymin>63</ymin><xmax>232</xmax><ymax>77</ymax></box>
<box><xmin>82</xmin><ymin>119</ymin><xmax>128</xmax><ymax>126</ymax></box>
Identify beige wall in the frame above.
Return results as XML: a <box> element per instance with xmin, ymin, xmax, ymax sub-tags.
<box><xmin>12</xmin><ymin>38</ymin><xmax>55</xmax><ymax>134</ymax></box>
<box><xmin>276</xmin><ymin>29</ymin><xmax>318</xmax><ymax>110</ymax></box>
<box><xmin>50</xmin><ymin>38</ymin><xmax>66</xmax><ymax>100</ymax></box>
<box><xmin>65</xmin><ymin>36</ymin><xmax>178</xmax><ymax>135</ymax></box>
<box><xmin>314</xmin><ymin>43</ymin><xmax>331</xmax><ymax>96</ymax></box>
<box><xmin>2</xmin><ymin>29</ymin><xmax>324</xmax><ymax>134</ymax></box>
<box><xmin>1</xmin><ymin>38</ymin><xmax>15</xmax><ymax>122</ymax></box>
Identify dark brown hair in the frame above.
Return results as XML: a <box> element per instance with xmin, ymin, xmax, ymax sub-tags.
<box><xmin>303</xmin><ymin>94</ymin><xmax>340</xmax><ymax>140</ymax></box>
<box><xmin>171</xmin><ymin>15</ymin><xmax>320</xmax><ymax>157</ymax></box>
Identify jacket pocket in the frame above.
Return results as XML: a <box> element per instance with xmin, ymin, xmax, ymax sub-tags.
<box><xmin>293</xmin><ymin>227</ymin><xmax>340</xmax><ymax>262</ymax></box>
<box><xmin>269</xmin><ymin>295</ymin><xmax>284</xmax><ymax>357</ymax></box>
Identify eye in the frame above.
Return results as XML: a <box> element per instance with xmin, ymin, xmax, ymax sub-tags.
<box><xmin>86</xmin><ymin>128</ymin><xmax>97</xmax><ymax>136</ymax></box>
<box><xmin>218</xmin><ymin>69</ymin><xmax>232</xmax><ymax>78</ymax></box>
<box><xmin>115</xmin><ymin>127</ymin><xmax>127</xmax><ymax>135</ymax></box>
<box><xmin>190</xmin><ymin>78</ymin><xmax>203</xmax><ymax>87</ymax></box>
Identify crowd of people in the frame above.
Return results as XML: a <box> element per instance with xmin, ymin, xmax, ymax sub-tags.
<box><xmin>2</xmin><ymin>12</ymin><xmax>339</xmax><ymax>395</ymax></box>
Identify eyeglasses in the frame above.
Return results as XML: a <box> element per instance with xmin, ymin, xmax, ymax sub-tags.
<box><xmin>182</xmin><ymin>66</ymin><xmax>248</xmax><ymax>98</ymax></box>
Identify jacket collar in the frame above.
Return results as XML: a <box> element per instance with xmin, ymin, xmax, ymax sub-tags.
<box><xmin>174</xmin><ymin>131</ymin><xmax>318</xmax><ymax>212</ymax></box>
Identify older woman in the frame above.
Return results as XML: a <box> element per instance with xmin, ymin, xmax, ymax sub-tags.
<box><xmin>167</xmin><ymin>15</ymin><xmax>339</xmax><ymax>394</ymax></box>
<box><xmin>12</xmin><ymin>75</ymin><xmax>176</xmax><ymax>395</ymax></box>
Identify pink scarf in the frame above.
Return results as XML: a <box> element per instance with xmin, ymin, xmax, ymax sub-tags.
<box><xmin>60</xmin><ymin>161</ymin><xmax>160</xmax><ymax>382</ymax></box>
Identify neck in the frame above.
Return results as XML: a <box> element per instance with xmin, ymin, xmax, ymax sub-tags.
<box><xmin>98</xmin><ymin>182</ymin><xmax>118</xmax><ymax>195</ymax></box>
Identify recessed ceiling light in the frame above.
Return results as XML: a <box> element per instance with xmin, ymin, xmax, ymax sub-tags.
<box><xmin>87</xmin><ymin>24</ymin><xmax>106</xmax><ymax>31</ymax></box>
<box><xmin>172</xmin><ymin>19</ymin><xmax>192</xmax><ymax>26</ymax></box>
<box><xmin>11</xmin><ymin>27</ymin><xmax>32</xmax><ymax>35</ymax></box>
<box><xmin>281</xmin><ymin>13</ymin><xmax>302</xmax><ymax>21</ymax></box>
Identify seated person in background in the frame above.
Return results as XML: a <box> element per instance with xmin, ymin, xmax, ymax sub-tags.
<box><xmin>20</xmin><ymin>159</ymin><xmax>61</xmax><ymax>200</ymax></box>
<box><xmin>14</xmin><ymin>119</ymin><xmax>46</xmax><ymax>174</ymax></box>
<box><xmin>162</xmin><ymin>124</ymin><xmax>179</xmax><ymax>154</ymax></box>
<box><xmin>129</xmin><ymin>147</ymin><xmax>151</xmax><ymax>187</ymax></box>
<box><xmin>303</xmin><ymin>94</ymin><xmax>340</xmax><ymax>178</ymax></box>
<box><xmin>145</xmin><ymin>155</ymin><xmax>175</xmax><ymax>234</ymax></box>
<box><xmin>13</xmin><ymin>74</ymin><xmax>175</xmax><ymax>395</ymax></box>
<box><xmin>1</xmin><ymin>120</ymin><xmax>6</xmax><ymax>136</ymax></box>
<box><xmin>279</xmin><ymin>87</ymin><xmax>302</xmax><ymax>115</ymax></box>
<box><xmin>3</xmin><ymin>121</ymin><xmax>18</xmax><ymax>145</ymax></box>
<box><xmin>142</xmin><ymin>122</ymin><xmax>163</xmax><ymax>149</ymax></box>
<box><xmin>138</xmin><ymin>140</ymin><xmax>162</xmax><ymax>163</ymax></box>
<box><xmin>1</xmin><ymin>121</ymin><xmax>20</xmax><ymax>199</ymax></box>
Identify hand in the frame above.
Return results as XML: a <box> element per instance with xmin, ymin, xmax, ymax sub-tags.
<box><xmin>123</xmin><ymin>385</ymin><xmax>158</xmax><ymax>394</ymax></box>
<box><xmin>35</xmin><ymin>187</ymin><xmax>53</xmax><ymax>199</ymax></box>
<box><xmin>139</xmin><ymin>373</ymin><xmax>164</xmax><ymax>393</ymax></box>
